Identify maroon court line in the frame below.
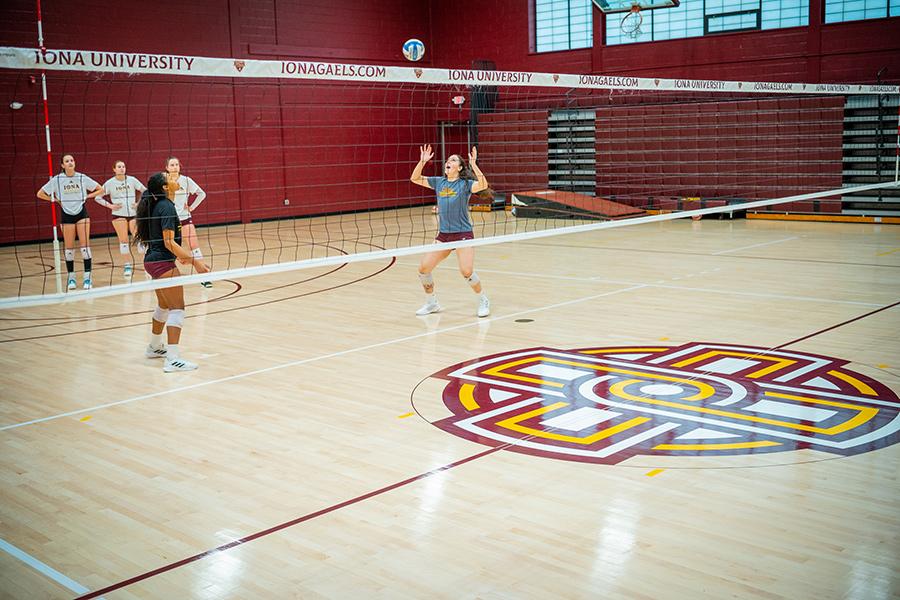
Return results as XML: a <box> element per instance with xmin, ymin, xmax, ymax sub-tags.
<box><xmin>74</xmin><ymin>445</ymin><xmax>504</xmax><ymax>600</ymax></box>
<box><xmin>72</xmin><ymin>298</ymin><xmax>900</xmax><ymax>598</ymax></box>
<box><xmin>0</xmin><ymin>278</ymin><xmax>246</xmax><ymax>325</ymax></box>
<box><xmin>1</xmin><ymin>259</ymin><xmax>394</xmax><ymax>344</ymax></box>
<box><xmin>776</xmin><ymin>298</ymin><xmax>900</xmax><ymax>348</ymax></box>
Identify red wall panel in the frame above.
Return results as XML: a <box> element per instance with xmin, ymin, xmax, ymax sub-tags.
<box><xmin>596</xmin><ymin>97</ymin><xmax>845</xmax><ymax>205</ymax></box>
<box><xmin>479</xmin><ymin>111</ymin><xmax>550</xmax><ymax>193</ymax></box>
<box><xmin>0</xmin><ymin>1</ymin><xmax>897</xmax><ymax>243</ymax></box>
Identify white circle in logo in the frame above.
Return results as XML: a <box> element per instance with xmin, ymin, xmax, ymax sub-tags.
<box><xmin>639</xmin><ymin>383</ymin><xmax>684</xmax><ymax>396</ymax></box>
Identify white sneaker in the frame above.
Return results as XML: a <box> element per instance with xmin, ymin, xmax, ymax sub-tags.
<box><xmin>164</xmin><ymin>357</ymin><xmax>199</xmax><ymax>372</ymax></box>
<box><xmin>477</xmin><ymin>295</ymin><xmax>491</xmax><ymax>318</ymax></box>
<box><xmin>67</xmin><ymin>275</ymin><xmax>76</xmax><ymax>290</ymax></box>
<box><xmin>145</xmin><ymin>344</ymin><xmax>167</xmax><ymax>359</ymax></box>
<box><xmin>415</xmin><ymin>300</ymin><xmax>442</xmax><ymax>316</ymax></box>
<box><xmin>82</xmin><ymin>277</ymin><xmax>92</xmax><ymax>290</ymax></box>
<box><xmin>123</xmin><ymin>264</ymin><xmax>133</xmax><ymax>278</ymax></box>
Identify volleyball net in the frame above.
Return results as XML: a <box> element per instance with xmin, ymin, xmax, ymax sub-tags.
<box><xmin>0</xmin><ymin>46</ymin><xmax>898</xmax><ymax>308</ymax></box>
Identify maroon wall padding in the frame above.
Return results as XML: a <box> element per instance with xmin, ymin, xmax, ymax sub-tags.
<box><xmin>596</xmin><ymin>96</ymin><xmax>845</xmax><ymax>210</ymax></box>
<box><xmin>0</xmin><ymin>0</ymin><xmax>432</xmax><ymax>244</ymax></box>
<box><xmin>1</xmin><ymin>0</ymin><xmax>897</xmax><ymax>243</ymax></box>
<box><xmin>478</xmin><ymin>111</ymin><xmax>550</xmax><ymax>194</ymax></box>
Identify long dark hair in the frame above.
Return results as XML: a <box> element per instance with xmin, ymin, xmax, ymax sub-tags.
<box><xmin>134</xmin><ymin>172</ymin><xmax>168</xmax><ymax>246</ymax></box>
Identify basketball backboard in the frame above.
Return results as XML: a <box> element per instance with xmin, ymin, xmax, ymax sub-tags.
<box><xmin>592</xmin><ymin>0</ymin><xmax>679</xmax><ymax>14</ymax></box>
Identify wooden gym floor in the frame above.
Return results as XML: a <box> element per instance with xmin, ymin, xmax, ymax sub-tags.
<box><xmin>1</xmin><ymin>214</ymin><xmax>898</xmax><ymax>599</ymax></box>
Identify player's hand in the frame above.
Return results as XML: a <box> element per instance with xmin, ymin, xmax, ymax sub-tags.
<box><xmin>193</xmin><ymin>260</ymin><xmax>210</xmax><ymax>274</ymax></box>
<box><xmin>177</xmin><ymin>257</ymin><xmax>191</xmax><ymax>265</ymax></box>
<box><xmin>420</xmin><ymin>144</ymin><xmax>434</xmax><ymax>163</ymax></box>
<box><xmin>468</xmin><ymin>146</ymin><xmax>478</xmax><ymax>165</ymax></box>
<box><xmin>111</xmin><ymin>203</ymin><xmax>123</xmax><ymax>210</ymax></box>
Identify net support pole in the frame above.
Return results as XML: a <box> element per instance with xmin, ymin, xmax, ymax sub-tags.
<box><xmin>36</xmin><ymin>0</ymin><xmax>61</xmax><ymax>294</ymax></box>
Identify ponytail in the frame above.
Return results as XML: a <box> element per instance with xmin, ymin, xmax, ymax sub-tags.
<box><xmin>134</xmin><ymin>172</ymin><xmax>167</xmax><ymax>246</ymax></box>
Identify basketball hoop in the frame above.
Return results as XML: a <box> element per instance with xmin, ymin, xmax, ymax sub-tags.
<box><xmin>594</xmin><ymin>0</ymin><xmax>678</xmax><ymax>38</ymax></box>
<box><xmin>621</xmin><ymin>4</ymin><xmax>643</xmax><ymax>38</ymax></box>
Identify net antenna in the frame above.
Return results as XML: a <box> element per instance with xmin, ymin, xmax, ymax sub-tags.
<box><xmin>592</xmin><ymin>0</ymin><xmax>680</xmax><ymax>39</ymax></box>
<box><xmin>35</xmin><ymin>0</ymin><xmax>63</xmax><ymax>294</ymax></box>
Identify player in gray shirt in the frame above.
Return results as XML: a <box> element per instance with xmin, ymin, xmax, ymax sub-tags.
<box><xmin>410</xmin><ymin>144</ymin><xmax>491</xmax><ymax>318</ymax></box>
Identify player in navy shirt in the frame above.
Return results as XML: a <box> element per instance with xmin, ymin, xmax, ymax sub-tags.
<box><xmin>134</xmin><ymin>172</ymin><xmax>210</xmax><ymax>372</ymax></box>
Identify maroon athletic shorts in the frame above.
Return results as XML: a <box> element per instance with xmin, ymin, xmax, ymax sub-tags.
<box><xmin>436</xmin><ymin>231</ymin><xmax>474</xmax><ymax>243</ymax></box>
<box><xmin>145</xmin><ymin>260</ymin><xmax>177</xmax><ymax>279</ymax></box>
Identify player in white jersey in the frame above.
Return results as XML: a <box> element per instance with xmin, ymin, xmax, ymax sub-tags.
<box><xmin>36</xmin><ymin>154</ymin><xmax>104</xmax><ymax>290</ymax></box>
<box><xmin>164</xmin><ymin>156</ymin><xmax>211</xmax><ymax>287</ymax></box>
<box><xmin>97</xmin><ymin>160</ymin><xmax>146</xmax><ymax>278</ymax></box>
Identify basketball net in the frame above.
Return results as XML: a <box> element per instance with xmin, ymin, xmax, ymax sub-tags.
<box><xmin>621</xmin><ymin>5</ymin><xmax>643</xmax><ymax>38</ymax></box>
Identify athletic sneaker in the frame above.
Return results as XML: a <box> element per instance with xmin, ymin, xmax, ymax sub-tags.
<box><xmin>67</xmin><ymin>275</ymin><xmax>77</xmax><ymax>290</ymax></box>
<box><xmin>200</xmin><ymin>281</ymin><xmax>213</xmax><ymax>288</ymax></box>
<box><xmin>82</xmin><ymin>276</ymin><xmax>92</xmax><ymax>290</ymax></box>
<box><xmin>145</xmin><ymin>344</ymin><xmax>167</xmax><ymax>359</ymax></box>
<box><xmin>164</xmin><ymin>357</ymin><xmax>199</xmax><ymax>372</ymax></box>
<box><xmin>477</xmin><ymin>295</ymin><xmax>491</xmax><ymax>318</ymax></box>
<box><xmin>415</xmin><ymin>300</ymin><xmax>442</xmax><ymax>316</ymax></box>
<box><xmin>123</xmin><ymin>263</ymin><xmax>133</xmax><ymax>278</ymax></box>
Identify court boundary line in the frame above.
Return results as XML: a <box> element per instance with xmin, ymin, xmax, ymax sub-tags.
<box><xmin>777</xmin><ymin>299</ymin><xmax>900</xmax><ymax>348</ymax></box>
<box><xmin>4</xmin><ymin>265</ymin><xmax>896</xmax><ymax>431</ymax></box>
<box><xmin>0</xmin><ymin>538</ymin><xmax>92</xmax><ymax>596</ymax></box>
<box><xmin>0</xmin><ymin>284</ymin><xmax>649</xmax><ymax>432</ymax></box>
<box><xmin>711</xmin><ymin>236</ymin><xmax>799</xmax><ymax>255</ymax></box>
<box><xmin>397</xmin><ymin>261</ymin><xmax>886</xmax><ymax>308</ymax></box>
<box><xmin>521</xmin><ymin>241</ymin><xmax>900</xmax><ymax>269</ymax></box>
<box><xmin>71</xmin><ymin>445</ymin><xmax>506</xmax><ymax>600</ymax></box>
<box><xmin>70</xmin><ymin>298</ymin><xmax>900</xmax><ymax>599</ymax></box>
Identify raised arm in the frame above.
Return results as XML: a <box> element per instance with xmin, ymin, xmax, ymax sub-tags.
<box><xmin>468</xmin><ymin>146</ymin><xmax>488</xmax><ymax>194</ymax></box>
<box><xmin>410</xmin><ymin>144</ymin><xmax>435</xmax><ymax>189</ymax></box>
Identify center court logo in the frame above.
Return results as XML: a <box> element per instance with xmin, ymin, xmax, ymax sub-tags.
<box><xmin>415</xmin><ymin>343</ymin><xmax>900</xmax><ymax>465</ymax></box>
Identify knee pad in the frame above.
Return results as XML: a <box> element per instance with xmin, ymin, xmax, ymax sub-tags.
<box><xmin>165</xmin><ymin>309</ymin><xmax>185</xmax><ymax>329</ymax></box>
<box><xmin>80</xmin><ymin>247</ymin><xmax>92</xmax><ymax>259</ymax></box>
<box><xmin>153</xmin><ymin>306</ymin><xmax>169</xmax><ymax>323</ymax></box>
<box><xmin>465</xmin><ymin>272</ymin><xmax>480</xmax><ymax>286</ymax></box>
<box><xmin>119</xmin><ymin>242</ymin><xmax>129</xmax><ymax>255</ymax></box>
<box><xmin>418</xmin><ymin>272</ymin><xmax>434</xmax><ymax>286</ymax></box>
<box><xmin>64</xmin><ymin>249</ymin><xmax>75</xmax><ymax>261</ymax></box>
